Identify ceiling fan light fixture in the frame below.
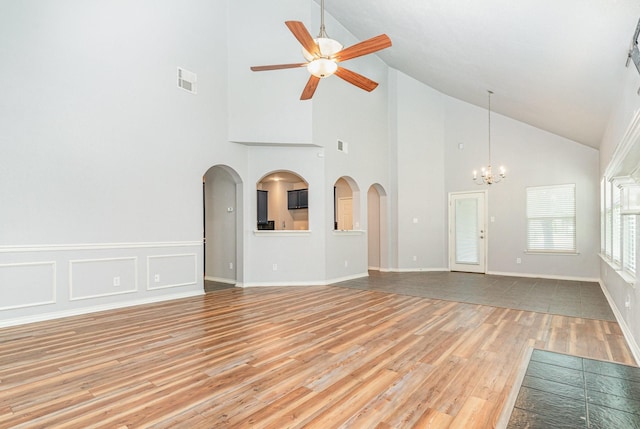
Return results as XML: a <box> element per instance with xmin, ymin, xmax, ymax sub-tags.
<box><xmin>307</xmin><ymin>58</ymin><xmax>338</xmax><ymax>78</ymax></box>
<box><xmin>302</xmin><ymin>37</ymin><xmax>343</xmax><ymax>61</ymax></box>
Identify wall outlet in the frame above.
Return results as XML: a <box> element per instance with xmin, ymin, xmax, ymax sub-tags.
<box><xmin>154</xmin><ymin>274</ymin><xmax>160</xmax><ymax>283</ymax></box>
<box><xmin>272</xmin><ymin>263</ymin><xmax>278</xmax><ymax>271</ymax></box>
<box><xmin>413</xmin><ymin>256</ymin><xmax>417</xmax><ymax>261</ymax></box>
<box><xmin>113</xmin><ymin>276</ymin><xmax>121</xmax><ymax>286</ymax></box>
<box><xmin>229</xmin><ymin>262</ymin><xmax>233</xmax><ymax>270</ymax></box>
<box><xmin>344</xmin><ymin>260</ymin><xmax>348</xmax><ymax>267</ymax></box>
<box><xmin>516</xmin><ymin>258</ymin><xmax>522</xmax><ymax>264</ymax></box>
<box><xmin>626</xmin><ymin>294</ymin><xmax>632</xmax><ymax>308</ymax></box>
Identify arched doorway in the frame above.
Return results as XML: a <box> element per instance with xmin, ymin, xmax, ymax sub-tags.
<box><xmin>334</xmin><ymin>176</ymin><xmax>360</xmax><ymax>231</ymax></box>
<box><xmin>203</xmin><ymin>165</ymin><xmax>243</xmax><ymax>289</ymax></box>
<box><xmin>367</xmin><ymin>184</ymin><xmax>388</xmax><ymax>271</ymax></box>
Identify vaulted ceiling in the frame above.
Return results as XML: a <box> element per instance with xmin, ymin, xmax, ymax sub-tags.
<box><xmin>318</xmin><ymin>0</ymin><xmax>640</xmax><ymax>148</ymax></box>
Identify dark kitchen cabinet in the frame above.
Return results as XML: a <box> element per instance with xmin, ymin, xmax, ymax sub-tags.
<box><xmin>287</xmin><ymin>189</ymin><xmax>308</xmax><ymax>209</ymax></box>
<box><xmin>257</xmin><ymin>190</ymin><xmax>268</xmax><ymax>225</ymax></box>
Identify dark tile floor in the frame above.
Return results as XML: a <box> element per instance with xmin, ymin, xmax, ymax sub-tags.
<box><xmin>204</xmin><ymin>279</ymin><xmax>236</xmax><ymax>292</ymax></box>
<box><xmin>333</xmin><ymin>271</ymin><xmax>615</xmax><ymax>321</ymax></box>
<box><xmin>507</xmin><ymin>349</ymin><xmax>640</xmax><ymax>428</ymax></box>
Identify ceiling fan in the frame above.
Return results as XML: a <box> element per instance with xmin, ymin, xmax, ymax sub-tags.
<box><xmin>250</xmin><ymin>0</ymin><xmax>392</xmax><ymax>100</ymax></box>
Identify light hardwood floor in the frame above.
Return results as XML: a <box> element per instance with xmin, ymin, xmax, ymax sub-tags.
<box><xmin>0</xmin><ymin>285</ymin><xmax>635</xmax><ymax>428</ymax></box>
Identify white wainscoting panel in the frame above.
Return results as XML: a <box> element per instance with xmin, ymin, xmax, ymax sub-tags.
<box><xmin>0</xmin><ymin>262</ymin><xmax>56</xmax><ymax>310</ymax></box>
<box><xmin>147</xmin><ymin>254</ymin><xmax>198</xmax><ymax>290</ymax></box>
<box><xmin>70</xmin><ymin>257</ymin><xmax>138</xmax><ymax>300</ymax></box>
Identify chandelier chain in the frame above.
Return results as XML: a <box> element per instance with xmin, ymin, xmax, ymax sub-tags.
<box><xmin>488</xmin><ymin>90</ymin><xmax>492</xmax><ymax>165</ymax></box>
<box><xmin>472</xmin><ymin>89</ymin><xmax>505</xmax><ymax>185</ymax></box>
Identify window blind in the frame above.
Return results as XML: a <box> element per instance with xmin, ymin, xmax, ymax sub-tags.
<box><xmin>526</xmin><ymin>184</ymin><xmax>576</xmax><ymax>252</ymax></box>
<box><xmin>612</xmin><ymin>183</ymin><xmax>621</xmax><ymax>264</ymax></box>
<box><xmin>623</xmin><ymin>214</ymin><xmax>637</xmax><ymax>275</ymax></box>
<box><xmin>605</xmin><ymin>180</ymin><xmax>612</xmax><ymax>259</ymax></box>
<box><xmin>600</xmin><ymin>178</ymin><xmax>606</xmax><ymax>254</ymax></box>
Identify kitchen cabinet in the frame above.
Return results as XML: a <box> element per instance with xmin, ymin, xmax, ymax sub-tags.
<box><xmin>287</xmin><ymin>189</ymin><xmax>308</xmax><ymax>209</ymax></box>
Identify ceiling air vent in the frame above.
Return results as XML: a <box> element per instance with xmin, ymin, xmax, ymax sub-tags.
<box><xmin>177</xmin><ymin>67</ymin><xmax>197</xmax><ymax>94</ymax></box>
<box><xmin>337</xmin><ymin>139</ymin><xmax>348</xmax><ymax>154</ymax></box>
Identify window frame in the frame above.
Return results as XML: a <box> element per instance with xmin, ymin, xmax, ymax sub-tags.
<box><xmin>601</xmin><ymin>175</ymin><xmax>637</xmax><ymax>281</ymax></box>
<box><xmin>525</xmin><ymin>183</ymin><xmax>577</xmax><ymax>254</ymax></box>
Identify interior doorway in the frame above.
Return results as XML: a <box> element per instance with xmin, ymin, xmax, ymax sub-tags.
<box><xmin>203</xmin><ymin>165</ymin><xmax>243</xmax><ymax>287</ymax></box>
<box><xmin>448</xmin><ymin>191</ymin><xmax>487</xmax><ymax>273</ymax></box>
<box><xmin>337</xmin><ymin>197</ymin><xmax>353</xmax><ymax>230</ymax></box>
<box><xmin>367</xmin><ymin>184</ymin><xmax>388</xmax><ymax>271</ymax></box>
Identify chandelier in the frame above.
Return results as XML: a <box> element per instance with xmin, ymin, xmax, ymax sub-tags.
<box><xmin>473</xmin><ymin>90</ymin><xmax>506</xmax><ymax>185</ymax></box>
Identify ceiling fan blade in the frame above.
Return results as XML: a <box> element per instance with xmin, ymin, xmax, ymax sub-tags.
<box><xmin>300</xmin><ymin>75</ymin><xmax>321</xmax><ymax>100</ymax></box>
<box><xmin>250</xmin><ymin>63</ymin><xmax>307</xmax><ymax>72</ymax></box>
<box><xmin>332</xmin><ymin>34</ymin><xmax>392</xmax><ymax>62</ymax></box>
<box><xmin>335</xmin><ymin>67</ymin><xmax>379</xmax><ymax>92</ymax></box>
<box><xmin>285</xmin><ymin>21</ymin><xmax>320</xmax><ymax>57</ymax></box>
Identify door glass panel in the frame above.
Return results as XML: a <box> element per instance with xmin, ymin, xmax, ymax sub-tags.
<box><xmin>455</xmin><ymin>198</ymin><xmax>478</xmax><ymax>264</ymax></box>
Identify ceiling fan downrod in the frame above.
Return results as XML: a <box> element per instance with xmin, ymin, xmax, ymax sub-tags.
<box><xmin>318</xmin><ymin>0</ymin><xmax>329</xmax><ymax>39</ymax></box>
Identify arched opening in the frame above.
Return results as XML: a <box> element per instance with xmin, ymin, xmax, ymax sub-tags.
<box><xmin>257</xmin><ymin>170</ymin><xmax>309</xmax><ymax>231</ymax></box>
<box><xmin>368</xmin><ymin>184</ymin><xmax>388</xmax><ymax>271</ymax></box>
<box><xmin>334</xmin><ymin>176</ymin><xmax>360</xmax><ymax>230</ymax></box>
<box><xmin>203</xmin><ymin>165</ymin><xmax>243</xmax><ymax>290</ymax></box>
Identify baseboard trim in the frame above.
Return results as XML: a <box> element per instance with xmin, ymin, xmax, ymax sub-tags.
<box><xmin>241</xmin><ymin>281</ymin><xmax>327</xmax><ymax>287</ymax></box>
<box><xmin>599</xmin><ymin>280</ymin><xmax>640</xmax><ymax>366</ymax></box>
<box><xmin>387</xmin><ymin>268</ymin><xmax>449</xmax><ymax>273</ymax></box>
<box><xmin>488</xmin><ymin>270</ymin><xmax>599</xmax><ymax>283</ymax></box>
<box><xmin>0</xmin><ymin>290</ymin><xmax>204</xmax><ymax>329</ymax></box>
<box><xmin>242</xmin><ymin>272</ymin><xmax>369</xmax><ymax>288</ymax></box>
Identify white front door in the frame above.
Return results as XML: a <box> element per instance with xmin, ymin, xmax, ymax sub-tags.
<box><xmin>449</xmin><ymin>191</ymin><xmax>487</xmax><ymax>273</ymax></box>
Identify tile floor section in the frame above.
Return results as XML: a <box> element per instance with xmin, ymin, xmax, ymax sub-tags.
<box><xmin>334</xmin><ymin>271</ymin><xmax>615</xmax><ymax>321</ymax></box>
<box><xmin>507</xmin><ymin>349</ymin><xmax>640</xmax><ymax>428</ymax></box>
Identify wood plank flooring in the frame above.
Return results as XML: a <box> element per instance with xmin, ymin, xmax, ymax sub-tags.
<box><xmin>0</xmin><ymin>285</ymin><xmax>635</xmax><ymax>428</ymax></box>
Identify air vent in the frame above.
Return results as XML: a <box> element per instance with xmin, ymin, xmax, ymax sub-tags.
<box><xmin>177</xmin><ymin>67</ymin><xmax>197</xmax><ymax>94</ymax></box>
<box><xmin>337</xmin><ymin>139</ymin><xmax>348</xmax><ymax>153</ymax></box>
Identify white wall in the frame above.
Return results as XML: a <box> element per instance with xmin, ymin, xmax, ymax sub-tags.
<box><xmin>308</xmin><ymin>3</ymin><xmax>391</xmax><ymax>283</ymax></box>
<box><xmin>0</xmin><ymin>0</ymin><xmax>245</xmax><ymax>326</ymax></box>
<box><xmin>444</xmin><ymin>94</ymin><xmax>600</xmax><ymax>279</ymax></box>
<box><xmin>392</xmin><ymin>71</ymin><xmax>447</xmax><ymax>271</ymax></box>
<box><xmin>599</xmin><ymin>62</ymin><xmax>640</xmax><ymax>361</ymax></box>
<box><xmin>245</xmin><ymin>146</ymin><xmax>326</xmax><ymax>286</ymax></box>
<box><xmin>227</xmin><ymin>0</ymin><xmax>313</xmax><ymax>144</ymax></box>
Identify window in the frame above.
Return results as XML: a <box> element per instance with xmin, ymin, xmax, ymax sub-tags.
<box><xmin>526</xmin><ymin>184</ymin><xmax>576</xmax><ymax>253</ymax></box>
<box><xmin>600</xmin><ymin>178</ymin><xmax>605</xmax><ymax>254</ymax></box>
<box><xmin>601</xmin><ymin>176</ymin><xmax>637</xmax><ymax>279</ymax></box>
<box><xmin>612</xmin><ymin>182</ymin><xmax>622</xmax><ymax>264</ymax></box>
<box><xmin>604</xmin><ymin>179</ymin><xmax>612</xmax><ymax>259</ymax></box>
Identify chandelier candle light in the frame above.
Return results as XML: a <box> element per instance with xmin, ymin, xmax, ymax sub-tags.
<box><xmin>473</xmin><ymin>90</ymin><xmax>506</xmax><ymax>185</ymax></box>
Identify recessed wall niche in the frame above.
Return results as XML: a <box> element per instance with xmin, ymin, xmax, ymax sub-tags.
<box><xmin>257</xmin><ymin>171</ymin><xmax>308</xmax><ymax>230</ymax></box>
